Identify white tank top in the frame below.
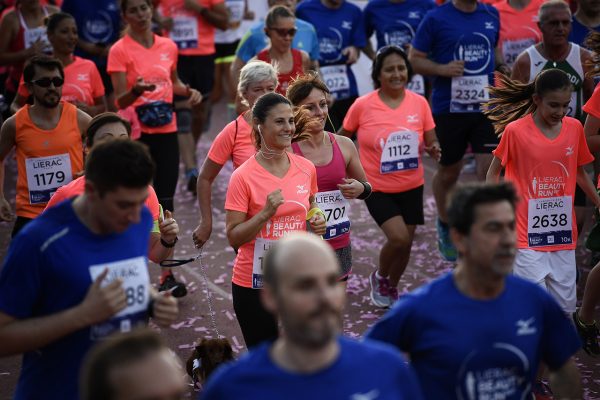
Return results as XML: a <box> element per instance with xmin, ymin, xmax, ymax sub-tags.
<box><xmin>18</xmin><ymin>7</ymin><xmax>51</xmax><ymax>52</ymax></box>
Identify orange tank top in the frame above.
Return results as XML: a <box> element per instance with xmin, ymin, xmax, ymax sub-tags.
<box><xmin>15</xmin><ymin>102</ymin><xmax>84</xmax><ymax>218</ymax></box>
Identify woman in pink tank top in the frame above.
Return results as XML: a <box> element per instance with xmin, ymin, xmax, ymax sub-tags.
<box><xmin>253</xmin><ymin>5</ymin><xmax>311</xmax><ymax>96</ymax></box>
<box><xmin>288</xmin><ymin>73</ymin><xmax>370</xmax><ymax>283</ymax></box>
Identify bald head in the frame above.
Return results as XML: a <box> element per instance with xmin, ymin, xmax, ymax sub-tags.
<box><xmin>263</xmin><ymin>233</ymin><xmax>339</xmax><ymax>291</ymax></box>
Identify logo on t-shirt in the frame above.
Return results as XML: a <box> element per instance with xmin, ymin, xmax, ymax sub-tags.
<box><xmin>407</xmin><ymin>114</ymin><xmax>419</xmax><ymax>123</ymax></box>
<box><xmin>516</xmin><ymin>318</ymin><xmax>537</xmax><ymax>336</ymax></box>
<box><xmin>408</xmin><ymin>12</ymin><xmax>420</xmax><ymax>19</ymax></box>
<box><xmin>297</xmin><ymin>185</ymin><xmax>308</xmax><ymax>195</ymax></box>
<box><xmin>565</xmin><ymin>146</ymin><xmax>574</xmax><ymax>156</ymax></box>
<box><xmin>342</xmin><ymin>21</ymin><xmax>352</xmax><ymax>30</ymax></box>
<box><xmin>485</xmin><ymin>21</ymin><xmax>495</xmax><ymax>30</ymax></box>
<box><xmin>350</xmin><ymin>390</ymin><xmax>380</xmax><ymax>400</ymax></box>
<box><xmin>384</xmin><ymin>22</ymin><xmax>415</xmax><ymax>48</ymax></box>
<box><xmin>454</xmin><ymin>33</ymin><xmax>492</xmax><ymax>74</ymax></box>
<box><xmin>77</xmin><ymin>73</ymin><xmax>89</xmax><ymax>81</ymax></box>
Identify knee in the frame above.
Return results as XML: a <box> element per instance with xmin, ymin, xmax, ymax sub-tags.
<box><xmin>386</xmin><ymin>232</ymin><xmax>412</xmax><ymax>251</ymax></box>
<box><xmin>436</xmin><ymin>164</ymin><xmax>461</xmax><ymax>183</ymax></box>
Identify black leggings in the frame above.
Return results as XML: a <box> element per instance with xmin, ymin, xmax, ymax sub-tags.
<box><xmin>232</xmin><ymin>283</ymin><xmax>278</xmax><ymax>349</ymax></box>
<box><xmin>138</xmin><ymin>133</ymin><xmax>179</xmax><ymax>211</ymax></box>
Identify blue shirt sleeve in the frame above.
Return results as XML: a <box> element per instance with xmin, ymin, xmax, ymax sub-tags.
<box><xmin>236</xmin><ymin>28</ymin><xmax>266</xmax><ymax>63</ymax></box>
<box><xmin>363</xmin><ymin>3</ymin><xmax>375</xmax><ymax>38</ymax></box>
<box><xmin>307</xmin><ymin>24</ymin><xmax>321</xmax><ymax>61</ymax></box>
<box><xmin>0</xmin><ymin>229</ymin><xmax>43</xmax><ymax>319</ymax></box>
<box><xmin>364</xmin><ymin>297</ymin><xmax>416</xmax><ymax>352</ymax></box>
<box><xmin>412</xmin><ymin>9</ymin><xmax>435</xmax><ymax>53</ymax></box>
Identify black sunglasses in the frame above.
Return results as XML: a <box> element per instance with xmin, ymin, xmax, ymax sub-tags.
<box><xmin>30</xmin><ymin>77</ymin><xmax>64</xmax><ymax>88</ymax></box>
<box><xmin>269</xmin><ymin>27</ymin><xmax>297</xmax><ymax>37</ymax></box>
<box><xmin>376</xmin><ymin>44</ymin><xmax>407</xmax><ymax>57</ymax></box>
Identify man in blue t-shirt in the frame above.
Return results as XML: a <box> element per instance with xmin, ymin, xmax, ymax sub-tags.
<box><xmin>0</xmin><ymin>140</ymin><xmax>179</xmax><ymax>400</ymax></box>
<box><xmin>409</xmin><ymin>0</ymin><xmax>502</xmax><ymax>263</ymax></box>
<box><xmin>202</xmin><ymin>233</ymin><xmax>424</xmax><ymax>400</ymax></box>
<box><xmin>296</xmin><ymin>0</ymin><xmax>367</xmax><ymax>131</ymax></box>
<box><xmin>569</xmin><ymin>0</ymin><xmax>600</xmax><ymax>48</ymax></box>
<box><xmin>366</xmin><ymin>182</ymin><xmax>582</xmax><ymax>400</ymax></box>
<box><xmin>363</xmin><ymin>0</ymin><xmax>435</xmax><ymax>97</ymax></box>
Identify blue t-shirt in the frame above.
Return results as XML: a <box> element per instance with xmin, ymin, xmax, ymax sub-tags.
<box><xmin>0</xmin><ymin>199</ymin><xmax>152</xmax><ymax>400</ymax></box>
<box><xmin>569</xmin><ymin>16</ymin><xmax>600</xmax><ymax>49</ymax></box>
<box><xmin>235</xmin><ymin>18</ymin><xmax>320</xmax><ymax>62</ymax></box>
<box><xmin>201</xmin><ymin>336</ymin><xmax>424</xmax><ymax>400</ymax></box>
<box><xmin>61</xmin><ymin>0</ymin><xmax>121</xmax><ymax>66</ymax></box>
<box><xmin>296</xmin><ymin>0</ymin><xmax>367</xmax><ymax>100</ymax></box>
<box><xmin>365</xmin><ymin>273</ymin><xmax>581</xmax><ymax>400</ymax></box>
<box><xmin>412</xmin><ymin>2</ymin><xmax>500</xmax><ymax>114</ymax></box>
<box><xmin>364</xmin><ymin>0</ymin><xmax>435</xmax><ymax>50</ymax></box>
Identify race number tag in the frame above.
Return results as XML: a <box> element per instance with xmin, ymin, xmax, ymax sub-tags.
<box><xmin>321</xmin><ymin>65</ymin><xmax>350</xmax><ymax>99</ymax></box>
<box><xmin>502</xmin><ymin>39</ymin><xmax>535</xmax><ymax>67</ymax></box>
<box><xmin>380</xmin><ymin>131</ymin><xmax>420</xmax><ymax>173</ymax></box>
<box><xmin>170</xmin><ymin>16</ymin><xmax>198</xmax><ymax>49</ymax></box>
<box><xmin>407</xmin><ymin>74</ymin><xmax>425</xmax><ymax>96</ymax></box>
<box><xmin>88</xmin><ymin>256</ymin><xmax>149</xmax><ymax>339</ymax></box>
<box><xmin>253</xmin><ymin>238</ymin><xmax>275</xmax><ymax>289</ymax></box>
<box><xmin>25</xmin><ymin>154</ymin><xmax>72</xmax><ymax>204</ymax></box>
<box><xmin>527</xmin><ymin>196</ymin><xmax>572</xmax><ymax>247</ymax></box>
<box><xmin>315</xmin><ymin>190</ymin><xmax>350</xmax><ymax>240</ymax></box>
<box><xmin>450</xmin><ymin>74</ymin><xmax>489</xmax><ymax>113</ymax></box>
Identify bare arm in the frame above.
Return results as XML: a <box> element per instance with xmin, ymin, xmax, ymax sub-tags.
<box><xmin>548</xmin><ymin>358</ymin><xmax>581</xmax><ymax>399</ymax></box>
<box><xmin>337</xmin><ymin>135</ymin><xmax>367</xmax><ymax>181</ymax></box>
<box><xmin>486</xmin><ymin>156</ymin><xmax>503</xmax><ymax>183</ymax></box>
<box><xmin>231</xmin><ymin>56</ymin><xmax>245</xmax><ymax>92</ymax></box>
<box><xmin>362</xmin><ymin>42</ymin><xmax>376</xmax><ymax>61</ymax></box>
<box><xmin>584</xmin><ymin>114</ymin><xmax>600</xmax><ymax>152</ymax></box>
<box><xmin>10</xmin><ymin>93</ymin><xmax>27</xmax><ymax>115</ymax></box>
<box><xmin>576</xmin><ymin>165</ymin><xmax>600</xmax><ymax>208</ymax></box>
<box><xmin>74</xmin><ymin>96</ymin><xmax>107</xmax><ymax>117</ymax></box>
<box><xmin>184</xmin><ymin>0</ymin><xmax>229</xmax><ymax>30</ymax></box>
<box><xmin>510</xmin><ymin>51</ymin><xmax>530</xmax><ymax>83</ymax></box>
<box><xmin>301</xmin><ymin>50</ymin><xmax>312</xmax><ymax>74</ymax></box>
<box><xmin>581</xmin><ymin>48</ymin><xmax>595</xmax><ymax>103</ymax></box>
<box><xmin>0</xmin><ymin>13</ymin><xmax>37</xmax><ymax>66</ymax></box>
<box><xmin>408</xmin><ymin>47</ymin><xmax>464</xmax><ymax>77</ymax></box>
<box><xmin>0</xmin><ymin>117</ymin><xmax>16</xmax><ymax>220</ymax></box>
<box><xmin>192</xmin><ymin>158</ymin><xmax>225</xmax><ymax>248</ymax></box>
<box><xmin>337</xmin><ymin>127</ymin><xmax>354</xmax><ymax>138</ymax></box>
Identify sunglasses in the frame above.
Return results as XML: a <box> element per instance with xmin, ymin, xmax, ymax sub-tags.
<box><xmin>30</xmin><ymin>77</ymin><xmax>65</xmax><ymax>88</ymax></box>
<box><xmin>269</xmin><ymin>27</ymin><xmax>297</xmax><ymax>37</ymax></box>
<box><xmin>376</xmin><ymin>44</ymin><xmax>407</xmax><ymax>57</ymax></box>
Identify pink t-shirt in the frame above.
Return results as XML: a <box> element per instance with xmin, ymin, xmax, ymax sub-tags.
<box><xmin>493</xmin><ymin>114</ymin><xmax>593</xmax><ymax>251</ymax></box>
<box><xmin>494</xmin><ymin>0</ymin><xmax>544</xmax><ymax>67</ymax></box>
<box><xmin>45</xmin><ymin>176</ymin><xmax>161</xmax><ymax>225</ymax></box>
<box><xmin>107</xmin><ymin>34</ymin><xmax>178</xmax><ymax>134</ymax></box>
<box><xmin>207</xmin><ymin>113</ymin><xmax>256</xmax><ymax>169</ymax></box>
<box><xmin>583</xmin><ymin>83</ymin><xmax>600</xmax><ymax>119</ymax></box>
<box><xmin>18</xmin><ymin>56</ymin><xmax>105</xmax><ymax>105</ymax></box>
<box><xmin>225</xmin><ymin>153</ymin><xmax>318</xmax><ymax>289</ymax></box>
<box><xmin>343</xmin><ymin>89</ymin><xmax>435</xmax><ymax>193</ymax></box>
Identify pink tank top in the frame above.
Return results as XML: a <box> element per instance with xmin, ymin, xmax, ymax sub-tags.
<box><xmin>292</xmin><ymin>133</ymin><xmax>350</xmax><ymax>249</ymax></box>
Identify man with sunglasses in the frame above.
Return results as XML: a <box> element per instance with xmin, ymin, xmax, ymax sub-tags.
<box><xmin>0</xmin><ymin>55</ymin><xmax>91</xmax><ymax>237</ymax></box>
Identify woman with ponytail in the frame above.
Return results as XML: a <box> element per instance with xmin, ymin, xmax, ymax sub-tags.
<box><xmin>485</xmin><ymin>69</ymin><xmax>600</xmax><ymax>320</ymax></box>
<box><xmin>224</xmin><ymin>92</ymin><xmax>326</xmax><ymax>348</ymax></box>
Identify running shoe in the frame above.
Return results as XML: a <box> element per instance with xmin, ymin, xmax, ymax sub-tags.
<box><xmin>437</xmin><ymin>218</ymin><xmax>457</xmax><ymax>262</ymax></box>
<box><xmin>369</xmin><ymin>271</ymin><xmax>391</xmax><ymax>308</ymax></box>
<box><xmin>159</xmin><ymin>274</ymin><xmax>188</xmax><ymax>298</ymax></box>
<box><xmin>388</xmin><ymin>286</ymin><xmax>399</xmax><ymax>305</ymax></box>
<box><xmin>572</xmin><ymin>310</ymin><xmax>600</xmax><ymax>356</ymax></box>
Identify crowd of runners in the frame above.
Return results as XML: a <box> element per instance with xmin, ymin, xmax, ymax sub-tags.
<box><xmin>0</xmin><ymin>0</ymin><xmax>600</xmax><ymax>398</ymax></box>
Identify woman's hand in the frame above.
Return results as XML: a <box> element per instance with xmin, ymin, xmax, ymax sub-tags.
<box><xmin>262</xmin><ymin>189</ymin><xmax>285</xmax><ymax>219</ymax></box>
<box><xmin>309</xmin><ymin>213</ymin><xmax>326</xmax><ymax>236</ymax></box>
<box><xmin>337</xmin><ymin>178</ymin><xmax>364</xmax><ymax>199</ymax></box>
<box><xmin>425</xmin><ymin>142</ymin><xmax>442</xmax><ymax>162</ymax></box>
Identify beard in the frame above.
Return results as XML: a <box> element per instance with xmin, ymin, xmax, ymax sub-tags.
<box><xmin>34</xmin><ymin>91</ymin><xmax>60</xmax><ymax>108</ymax></box>
<box><xmin>279</xmin><ymin>301</ymin><xmax>342</xmax><ymax>349</ymax></box>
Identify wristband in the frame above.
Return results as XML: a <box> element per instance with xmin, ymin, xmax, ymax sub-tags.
<box><xmin>357</xmin><ymin>181</ymin><xmax>372</xmax><ymax>200</ymax></box>
<box><xmin>160</xmin><ymin>236</ymin><xmax>178</xmax><ymax>248</ymax></box>
<box><xmin>306</xmin><ymin>207</ymin><xmax>325</xmax><ymax>221</ymax></box>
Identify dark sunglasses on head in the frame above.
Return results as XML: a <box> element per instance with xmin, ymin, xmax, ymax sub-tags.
<box><xmin>30</xmin><ymin>77</ymin><xmax>64</xmax><ymax>88</ymax></box>
<box><xmin>269</xmin><ymin>27</ymin><xmax>297</xmax><ymax>37</ymax></box>
<box><xmin>376</xmin><ymin>44</ymin><xmax>406</xmax><ymax>57</ymax></box>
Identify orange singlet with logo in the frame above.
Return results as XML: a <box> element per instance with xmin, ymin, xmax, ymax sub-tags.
<box><xmin>15</xmin><ymin>101</ymin><xmax>83</xmax><ymax>219</ymax></box>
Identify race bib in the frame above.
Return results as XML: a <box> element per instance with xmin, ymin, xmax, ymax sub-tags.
<box><xmin>380</xmin><ymin>131</ymin><xmax>420</xmax><ymax>173</ymax></box>
<box><xmin>450</xmin><ymin>74</ymin><xmax>489</xmax><ymax>113</ymax></box>
<box><xmin>315</xmin><ymin>190</ymin><xmax>350</xmax><ymax>240</ymax></box>
<box><xmin>527</xmin><ymin>196</ymin><xmax>572</xmax><ymax>247</ymax></box>
<box><xmin>25</xmin><ymin>154</ymin><xmax>72</xmax><ymax>204</ymax></box>
<box><xmin>502</xmin><ymin>38</ymin><xmax>535</xmax><ymax>67</ymax></box>
<box><xmin>567</xmin><ymin>91</ymin><xmax>578</xmax><ymax>118</ymax></box>
<box><xmin>407</xmin><ymin>74</ymin><xmax>425</xmax><ymax>96</ymax></box>
<box><xmin>252</xmin><ymin>238</ymin><xmax>275</xmax><ymax>289</ymax></box>
<box><xmin>170</xmin><ymin>16</ymin><xmax>198</xmax><ymax>49</ymax></box>
<box><xmin>321</xmin><ymin>65</ymin><xmax>350</xmax><ymax>99</ymax></box>
<box><xmin>88</xmin><ymin>256</ymin><xmax>149</xmax><ymax>339</ymax></box>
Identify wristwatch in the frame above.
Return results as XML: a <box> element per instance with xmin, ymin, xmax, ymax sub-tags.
<box><xmin>160</xmin><ymin>236</ymin><xmax>178</xmax><ymax>248</ymax></box>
